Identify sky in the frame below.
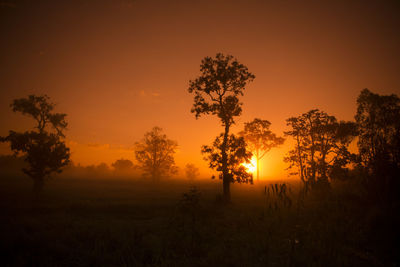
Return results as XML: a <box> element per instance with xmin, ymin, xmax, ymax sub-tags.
<box><xmin>1</xmin><ymin>0</ymin><xmax>399</xmax><ymax>179</ymax></box>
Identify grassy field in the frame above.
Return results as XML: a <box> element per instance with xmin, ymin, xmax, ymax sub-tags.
<box><xmin>0</xmin><ymin>176</ymin><xmax>397</xmax><ymax>266</ymax></box>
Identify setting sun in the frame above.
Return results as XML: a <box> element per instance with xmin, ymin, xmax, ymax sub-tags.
<box><xmin>242</xmin><ymin>157</ymin><xmax>257</xmax><ymax>174</ymax></box>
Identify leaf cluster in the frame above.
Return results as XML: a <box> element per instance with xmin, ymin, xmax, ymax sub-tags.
<box><xmin>355</xmin><ymin>88</ymin><xmax>400</xmax><ymax>168</ymax></box>
<box><xmin>239</xmin><ymin>118</ymin><xmax>285</xmax><ymax>160</ymax></box>
<box><xmin>188</xmin><ymin>53</ymin><xmax>255</xmax><ymax>126</ymax></box>
<box><xmin>284</xmin><ymin>109</ymin><xmax>357</xmax><ymax>184</ymax></box>
<box><xmin>1</xmin><ymin>95</ymin><xmax>70</xmax><ymax>184</ymax></box>
<box><xmin>201</xmin><ymin>133</ymin><xmax>253</xmax><ymax>183</ymax></box>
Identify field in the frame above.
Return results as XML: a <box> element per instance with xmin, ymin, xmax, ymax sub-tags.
<box><xmin>0</xmin><ymin>176</ymin><xmax>397</xmax><ymax>266</ymax></box>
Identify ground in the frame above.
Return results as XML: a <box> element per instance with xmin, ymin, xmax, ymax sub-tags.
<box><xmin>0</xmin><ymin>176</ymin><xmax>397</xmax><ymax>266</ymax></box>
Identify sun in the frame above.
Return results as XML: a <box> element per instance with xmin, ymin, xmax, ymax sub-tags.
<box><xmin>242</xmin><ymin>157</ymin><xmax>257</xmax><ymax>174</ymax></box>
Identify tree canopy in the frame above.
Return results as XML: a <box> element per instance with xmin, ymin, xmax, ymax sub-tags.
<box><xmin>0</xmin><ymin>95</ymin><xmax>70</xmax><ymax>192</ymax></box>
<box><xmin>240</xmin><ymin>118</ymin><xmax>285</xmax><ymax>181</ymax></box>
<box><xmin>355</xmin><ymin>88</ymin><xmax>400</xmax><ymax>169</ymax></box>
<box><xmin>284</xmin><ymin>109</ymin><xmax>356</xmax><ymax>189</ymax></box>
<box><xmin>135</xmin><ymin>127</ymin><xmax>178</xmax><ymax>181</ymax></box>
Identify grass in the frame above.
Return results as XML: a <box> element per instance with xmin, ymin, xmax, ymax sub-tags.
<box><xmin>0</xmin><ymin>175</ymin><xmax>397</xmax><ymax>266</ymax></box>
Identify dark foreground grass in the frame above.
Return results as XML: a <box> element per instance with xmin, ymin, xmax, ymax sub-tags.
<box><xmin>0</xmin><ymin>176</ymin><xmax>398</xmax><ymax>266</ymax></box>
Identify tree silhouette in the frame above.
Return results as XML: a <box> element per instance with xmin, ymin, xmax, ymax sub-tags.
<box><xmin>239</xmin><ymin>118</ymin><xmax>285</xmax><ymax>182</ymax></box>
<box><xmin>355</xmin><ymin>89</ymin><xmax>400</xmax><ymax>169</ymax></box>
<box><xmin>135</xmin><ymin>127</ymin><xmax>178</xmax><ymax>181</ymax></box>
<box><xmin>0</xmin><ymin>95</ymin><xmax>70</xmax><ymax>192</ymax></box>
<box><xmin>202</xmin><ymin>133</ymin><xmax>253</xmax><ymax>185</ymax></box>
<box><xmin>185</xmin><ymin>163</ymin><xmax>200</xmax><ymax>181</ymax></box>
<box><xmin>112</xmin><ymin>158</ymin><xmax>134</xmax><ymax>173</ymax></box>
<box><xmin>355</xmin><ymin>89</ymin><xmax>400</xmax><ymax>201</ymax></box>
<box><xmin>188</xmin><ymin>53</ymin><xmax>255</xmax><ymax>202</ymax></box>
<box><xmin>284</xmin><ymin>109</ymin><xmax>356</xmax><ymax>189</ymax></box>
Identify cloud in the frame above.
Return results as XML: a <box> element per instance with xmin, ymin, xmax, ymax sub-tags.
<box><xmin>87</xmin><ymin>143</ymin><xmax>110</xmax><ymax>149</ymax></box>
<box><xmin>138</xmin><ymin>90</ymin><xmax>161</xmax><ymax>98</ymax></box>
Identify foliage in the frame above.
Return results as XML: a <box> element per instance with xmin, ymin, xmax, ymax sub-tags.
<box><xmin>188</xmin><ymin>53</ymin><xmax>255</xmax><ymax>202</ymax></box>
<box><xmin>201</xmin><ymin>133</ymin><xmax>253</xmax><ymax>184</ymax></box>
<box><xmin>185</xmin><ymin>163</ymin><xmax>200</xmax><ymax>180</ymax></box>
<box><xmin>355</xmin><ymin>89</ymin><xmax>400</xmax><ymax>203</ymax></box>
<box><xmin>112</xmin><ymin>159</ymin><xmax>134</xmax><ymax>172</ymax></box>
<box><xmin>135</xmin><ymin>127</ymin><xmax>178</xmax><ymax>181</ymax></box>
<box><xmin>284</xmin><ymin>109</ymin><xmax>356</xmax><ymax>189</ymax></box>
<box><xmin>240</xmin><ymin>118</ymin><xmax>285</xmax><ymax>181</ymax></box>
<box><xmin>263</xmin><ymin>183</ymin><xmax>292</xmax><ymax>213</ymax></box>
<box><xmin>0</xmin><ymin>95</ymin><xmax>70</xmax><ymax>192</ymax></box>
<box><xmin>355</xmin><ymin>88</ymin><xmax>400</xmax><ymax>169</ymax></box>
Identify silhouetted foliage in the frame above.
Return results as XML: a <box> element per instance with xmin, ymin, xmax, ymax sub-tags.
<box><xmin>188</xmin><ymin>53</ymin><xmax>255</xmax><ymax>202</ymax></box>
<box><xmin>0</xmin><ymin>95</ymin><xmax>70</xmax><ymax>192</ymax></box>
<box><xmin>185</xmin><ymin>163</ymin><xmax>200</xmax><ymax>181</ymax></box>
<box><xmin>112</xmin><ymin>158</ymin><xmax>134</xmax><ymax>173</ymax></box>
<box><xmin>202</xmin><ymin>133</ymin><xmax>253</xmax><ymax>184</ymax></box>
<box><xmin>135</xmin><ymin>127</ymin><xmax>178</xmax><ymax>181</ymax></box>
<box><xmin>263</xmin><ymin>183</ymin><xmax>292</xmax><ymax>214</ymax></box>
<box><xmin>356</xmin><ymin>89</ymin><xmax>400</xmax><ymax>170</ymax></box>
<box><xmin>355</xmin><ymin>89</ymin><xmax>400</xmax><ymax>203</ymax></box>
<box><xmin>240</xmin><ymin>118</ymin><xmax>285</xmax><ymax>182</ymax></box>
<box><xmin>284</xmin><ymin>109</ymin><xmax>356</xmax><ymax>190</ymax></box>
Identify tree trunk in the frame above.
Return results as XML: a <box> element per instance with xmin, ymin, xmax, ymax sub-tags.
<box><xmin>256</xmin><ymin>158</ymin><xmax>260</xmax><ymax>182</ymax></box>
<box><xmin>221</xmin><ymin>123</ymin><xmax>231</xmax><ymax>203</ymax></box>
<box><xmin>223</xmin><ymin>177</ymin><xmax>231</xmax><ymax>203</ymax></box>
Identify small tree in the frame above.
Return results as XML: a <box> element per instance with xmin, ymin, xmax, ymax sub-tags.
<box><xmin>188</xmin><ymin>53</ymin><xmax>255</xmax><ymax>202</ymax></box>
<box><xmin>0</xmin><ymin>95</ymin><xmax>70</xmax><ymax>192</ymax></box>
<box><xmin>135</xmin><ymin>127</ymin><xmax>178</xmax><ymax>181</ymax></box>
<box><xmin>112</xmin><ymin>159</ymin><xmax>134</xmax><ymax>174</ymax></box>
<box><xmin>240</xmin><ymin>118</ymin><xmax>285</xmax><ymax>182</ymax></box>
<box><xmin>185</xmin><ymin>163</ymin><xmax>200</xmax><ymax>181</ymax></box>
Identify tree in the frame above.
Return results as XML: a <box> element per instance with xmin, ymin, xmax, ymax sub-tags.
<box><xmin>284</xmin><ymin>109</ymin><xmax>356</xmax><ymax>189</ymax></box>
<box><xmin>0</xmin><ymin>95</ymin><xmax>70</xmax><ymax>192</ymax></box>
<box><xmin>188</xmin><ymin>53</ymin><xmax>255</xmax><ymax>202</ymax></box>
<box><xmin>185</xmin><ymin>163</ymin><xmax>200</xmax><ymax>181</ymax></box>
<box><xmin>112</xmin><ymin>158</ymin><xmax>134</xmax><ymax>173</ymax></box>
<box><xmin>355</xmin><ymin>89</ymin><xmax>400</xmax><ymax>202</ymax></box>
<box><xmin>355</xmin><ymin>89</ymin><xmax>400</xmax><ymax>169</ymax></box>
<box><xmin>240</xmin><ymin>118</ymin><xmax>285</xmax><ymax>182</ymax></box>
<box><xmin>135</xmin><ymin>127</ymin><xmax>178</xmax><ymax>181</ymax></box>
<box><xmin>202</xmin><ymin>133</ymin><xmax>253</xmax><ymax>185</ymax></box>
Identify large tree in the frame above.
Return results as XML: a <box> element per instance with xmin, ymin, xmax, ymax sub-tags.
<box><xmin>188</xmin><ymin>53</ymin><xmax>255</xmax><ymax>202</ymax></box>
<box><xmin>0</xmin><ymin>95</ymin><xmax>70</xmax><ymax>192</ymax></box>
<box><xmin>284</xmin><ymin>109</ymin><xmax>356</xmax><ymax>189</ymax></box>
<box><xmin>355</xmin><ymin>89</ymin><xmax>400</xmax><ymax>170</ymax></box>
<box><xmin>135</xmin><ymin>126</ymin><xmax>178</xmax><ymax>181</ymax></box>
<box><xmin>240</xmin><ymin>118</ymin><xmax>285</xmax><ymax>182</ymax></box>
<box><xmin>355</xmin><ymin>89</ymin><xmax>400</xmax><ymax>201</ymax></box>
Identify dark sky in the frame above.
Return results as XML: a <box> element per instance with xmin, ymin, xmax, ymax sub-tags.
<box><xmin>1</xmin><ymin>0</ymin><xmax>399</xmax><ymax>178</ymax></box>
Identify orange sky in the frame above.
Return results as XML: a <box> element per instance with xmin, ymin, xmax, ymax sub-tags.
<box><xmin>1</xmin><ymin>0</ymin><xmax>399</xmax><ymax>179</ymax></box>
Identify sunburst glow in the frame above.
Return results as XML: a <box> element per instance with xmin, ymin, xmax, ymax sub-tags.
<box><xmin>242</xmin><ymin>157</ymin><xmax>257</xmax><ymax>174</ymax></box>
